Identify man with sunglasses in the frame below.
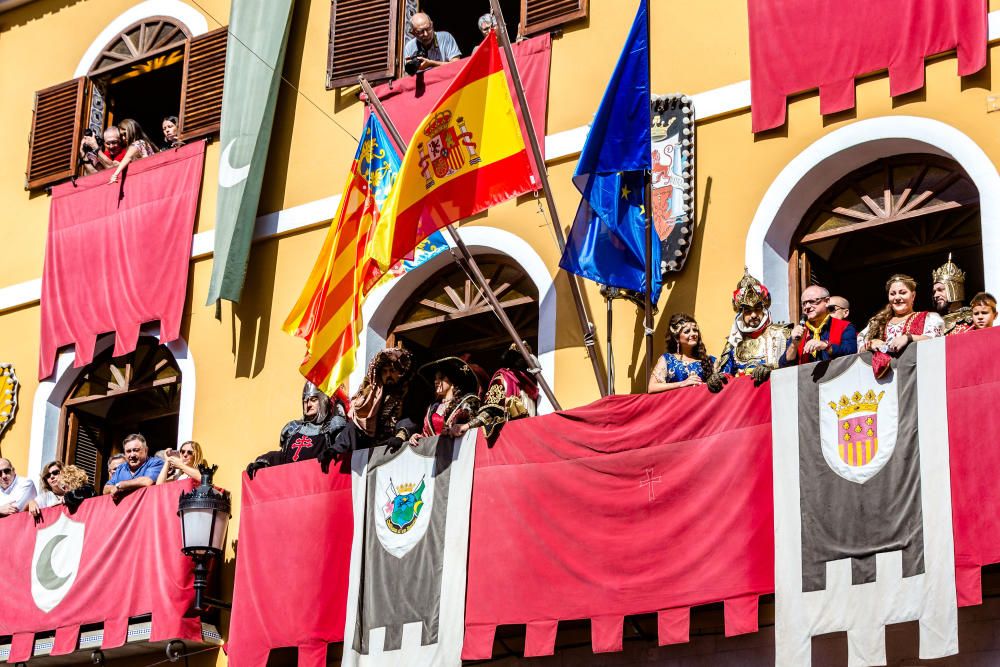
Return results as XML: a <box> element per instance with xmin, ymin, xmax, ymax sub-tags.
<box><xmin>0</xmin><ymin>457</ymin><xmax>37</xmax><ymax>516</ymax></box>
<box><xmin>828</xmin><ymin>296</ymin><xmax>850</xmax><ymax>320</ymax></box>
<box><xmin>780</xmin><ymin>285</ymin><xmax>857</xmax><ymax>367</ymax></box>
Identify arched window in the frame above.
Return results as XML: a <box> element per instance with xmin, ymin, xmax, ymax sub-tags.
<box><xmin>388</xmin><ymin>254</ymin><xmax>538</xmax><ymax>373</ymax></box>
<box><xmin>59</xmin><ymin>337</ymin><xmax>182</xmax><ymax>488</ymax></box>
<box><xmin>26</xmin><ymin>17</ymin><xmax>227</xmax><ymax>189</ymax></box>
<box><xmin>790</xmin><ymin>154</ymin><xmax>982</xmax><ymax>324</ymax></box>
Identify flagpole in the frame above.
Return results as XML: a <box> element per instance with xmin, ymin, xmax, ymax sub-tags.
<box><xmin>601</xmin><ymin>286</ymin><xmax>616</xmax><ymax>394</ymax></box>
<box><xmin>359</xmin><ymin>76</ymin><xmax>563</xmax><ymax>411</ymax></box>
<box><xmin>642</xmin><ymin>0</ymin><xmax>655</xmax><ymax>381</ymax></box>
<box><xmin>643</xmin><ymin>174</ymin><xmax>654</xmax><ymax>380</ymax></box>
<box><xmin>487</xmin><ymin>0</ymin><xmax>608</xmax><ymax>398</ymax></box>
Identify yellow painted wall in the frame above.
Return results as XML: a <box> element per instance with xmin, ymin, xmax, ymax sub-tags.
<box><xmin>1</xmin><ymin>0</ymin><xmax>1000</xmax><ymax>662</ymax></box>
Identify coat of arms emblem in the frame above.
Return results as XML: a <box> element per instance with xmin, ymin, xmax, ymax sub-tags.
<box><xmin>817</xmin><ymin>356</ymin><xmax>898</xmax><ymax>484</ymax></box>
<box><xmin>373</xmin><ymin>446</ymin><xmax>436</xmax><ymax>558</ymax></box>
<box><xmin>0</xmin><ymin>363</ymin><xmax>19</xmax><ymax>441</ymax></box>
<box><xmin>417</xmin><ymin>110</ymin><xmax>480</xmax><ymax>188</ymax></box>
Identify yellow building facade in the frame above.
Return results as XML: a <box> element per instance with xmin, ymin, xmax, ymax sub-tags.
<box><xmin>2</xmin><ymin>0</ymin><xmax>1000</xmax><ymax>663</ymax></box>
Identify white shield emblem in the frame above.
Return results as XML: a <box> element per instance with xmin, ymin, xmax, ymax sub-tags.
<box><xmin>373</xmin><ymin>446</ymin><xmax>436</xmax><ymax>559</ymax></box>
<box><xmin>31</xmin><ymin>512</ymin><xmax>85</xmax><ymax>612</ymax></box>
<box><xmin>818</xmin><ymin>355</ymin><xmax>899</xmax><ymax>484</ymax></box>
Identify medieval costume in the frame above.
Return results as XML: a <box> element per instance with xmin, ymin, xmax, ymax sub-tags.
<box><xmin>414</xmin><ymin>357</ymin><xmax>481</xmax><ymax>438</ymax></box>
<box><xmin>466</xmin><ymin>344</ymin><xmax>540</xmax><ymax>438</ymax></box>
<box><xmin>715</xmin><ymin>270</ymin><xmax>792</xmax><ymax>385</ymax></box>
<box><xmin>334</xmin><ymin>347</ymin><xmax>417</xmax><ymax>453</ymax></box>
<box><xmin>246</xmin><ymin>381</ymin><xmax>347</xmax><ymax>478</ymax></box>
<box><xmin>933</xmin><ymin>255</ymin><xmax>974</xmax><ymax>335</ymax></box>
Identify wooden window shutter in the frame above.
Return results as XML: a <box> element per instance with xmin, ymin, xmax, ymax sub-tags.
<box><xmin>63</xmin><ymin>412</ymin><xmax>107</xmax><ymax>488</ymax></box>
<box><xmin>25</xmin><ymin>78</ymin><xmax>86</xmax><ymax>190</ymax></box>
<box><xmin>327</xmin><ymin>0</ymin><xmax>400</xmax><ymax>90</ymax></box>
<box><xmin>179</xmin><ymin>26</ymin><xmax>228</xmax><ymax>141</ymax></box>
<box><xmin>521</xmin><ymin>0</ymin><xmax>589</xmax><ymax>36</ymax></box>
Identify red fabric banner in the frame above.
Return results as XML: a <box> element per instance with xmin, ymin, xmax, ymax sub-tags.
<box><xmin>39</xmin><ymin>141</ymin><xmax>206</xmax><ymax>379</ymax></box>
<box><xmin>947</xmin><ymin>325</ymin><xmax>1000</xmax><ymax>607</ymax></box>
<box><xmin>747</xmin><ymin>0</ymin><xmax>987</xmax><ymax>132</ymax></box>
<box><xmin>0</xmin><ymin>481</ymin><xmax>202</xmax><ymax>661</ymax></box>
<box><xmin>371</xmin><ymin>33</ymin><xmax>551</xmax><ymax>186</ymax></box>
<box><xmin>462</xmin><ymin>378</ymin><xmax>776</xmax><ymax>659</ymax></box>
<box><xmin>227</xmin><ymin>460</ymin><xmax>353</xmax><ymax>666</ymax></box>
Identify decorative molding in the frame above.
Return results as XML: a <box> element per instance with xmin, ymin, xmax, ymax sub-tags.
<box><xmin>74</xmin><ymin>0</ymin><xmax>208</xmax><ymax>77</ymax></box>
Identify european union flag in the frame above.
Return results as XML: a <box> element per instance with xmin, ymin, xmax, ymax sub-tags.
<box><xmin>559</xmin><ymin>0</ymin><xmax>660</xmax><ymax>300</ymax></box>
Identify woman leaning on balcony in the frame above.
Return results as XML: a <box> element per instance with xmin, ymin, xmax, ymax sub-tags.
<box><xmin>648</xmin><ymin>313</ymin><xmax>717</xmax><ymax>393</ymax></box>
<box><xmin>859</xmin><ymin>274</ymin><xmax>944</xmax><ymax>378</ymax></box>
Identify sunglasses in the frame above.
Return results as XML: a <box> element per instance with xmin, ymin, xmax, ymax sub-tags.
<box><xmin>180</xmin><ymin>449</ymin><xmax>194</xmax><ymax>455</ymax></box>
<box><xmin>0</xmin><ymin>468</ymin><xmax>12</xmax><ymax>475</ymax></box>
<box><xmin>46</xmin><ymin>469</ymin><xmax>61</xmax><ymax>478</ymax></box>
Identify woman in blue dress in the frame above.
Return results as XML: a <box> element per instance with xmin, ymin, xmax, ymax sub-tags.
<box><xmin>648</xmin><ymin>313</ymin><xmax>716</xmax><ymax>393</ymax></box>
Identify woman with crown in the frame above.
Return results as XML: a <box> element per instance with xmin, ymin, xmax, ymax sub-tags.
<box><xmin>859</xmin><ymin>274</ymin><xmax>944</xmax><ymax>378</ymax></box>
<box><xmin>648</xmin><ymin>313</ymin><xmax>717</xmax><ymax>393</ymax></box>
<box><xmin>712</xmin><ymin>269</ymin><xmax>792</xmax><ymax>390</ymax></box>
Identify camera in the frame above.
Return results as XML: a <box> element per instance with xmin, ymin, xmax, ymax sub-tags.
<box><xmin>82</xmin><ymin>127</ymin><xmax>104</xmax><ymax>151</ymax></box>
<box><xmin>404</xmin><ymin>46</ymin><xmax>429</xmax><ymax>75</ymax></box>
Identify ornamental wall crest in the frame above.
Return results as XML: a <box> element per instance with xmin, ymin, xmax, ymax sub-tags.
<box><xmin>0</xmin><ymin>363</ymin><xmax>18</xmax><ymax>441</ymax></box>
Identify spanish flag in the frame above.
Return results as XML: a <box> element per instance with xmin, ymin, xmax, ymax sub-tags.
<box><xmin>282</xmin><ymin>114</ymin><xmax>401</xmax><ymax>395</ymax></box>
<box><xmin>360</xmin><ymin>31</ymin><xmax>534</xmax><ymax>293</ymax></box>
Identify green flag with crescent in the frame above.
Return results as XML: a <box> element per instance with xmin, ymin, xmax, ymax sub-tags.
<box><xmin>206</xmin><ymin>0</ymin><xmax>295</xmax><ymax>305</ymax></box>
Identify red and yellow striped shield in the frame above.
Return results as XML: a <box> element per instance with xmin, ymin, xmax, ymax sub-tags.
<box><xmin>838</xmin><ymin>412</ymin><xmax>878</xmax><ymax>467</ymax></box>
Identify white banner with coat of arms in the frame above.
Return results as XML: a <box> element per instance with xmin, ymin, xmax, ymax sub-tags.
<box><xmin>771</xmin><ymin>340</ymin><xmax>958</xmax><ymax>666</ymax></box>
<box><xmin>342</xmin><ymin>431</ymin><xmax>476</xmax><ymax>667</ymax></box>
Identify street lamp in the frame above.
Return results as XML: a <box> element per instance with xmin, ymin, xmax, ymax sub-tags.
<box><xmin>177</xmin><ymin>464</ymin><xmax>231</xmax><ymax>611</ymax></box>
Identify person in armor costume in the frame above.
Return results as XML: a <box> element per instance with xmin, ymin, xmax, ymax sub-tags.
<box><xmin>333</xmin><ymin>347</ymin><xmax>419</xmax><ymax>453</ymax></box>
<box><xmin>449</xmin><ymin>343</ymin><xmax>540</xmax><ymax>439</ymax></box>
<box><xmin>711</xmin><ymin>270</ymin><xmax>792</xmax><ymax>391</ymax></box>
<box><xmin>932</xmin><ymin>254</ymin><xmax>975</xmax><ymax>335</ymax></box>
<box><xmin>407</xmin><ymin>357</ymin><xmax>481</xmax><ymax>442</ymax></box>
<box><xmin>246</xmin><ymin>382</ymin><xmax>347</xmax><ymax>479</ymax></box>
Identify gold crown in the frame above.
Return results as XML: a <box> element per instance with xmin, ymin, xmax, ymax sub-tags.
<box><xmin>651</xmin><ymin>115</ymin><xmax>668</xmax><ymax>141</ymax></box>
<box><xmin>396</xmin><ymin>482</ymin><xmax>416</xmax><ymax>494</ymax></box>
<box><xmin>423</xmin><ymin>110</ymin><xmax>453</xmax><ymax>138</ymax></box>
<box><xmin>932</xmin><ymin>253</ymin><xmax>966</xmax><ymax>302</ymax></box>
<box><xmin>828</xmin><ymin>389</ymin><xmax>884</xmax><ymax>418</ymax></box>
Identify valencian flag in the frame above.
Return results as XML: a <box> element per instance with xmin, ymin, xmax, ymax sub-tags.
<box><xmin>207</xmin><ymin>0</ymin><xmax>295</xmax><ymax>305</ymax></box>
<box><xmin>283</xmin><ymin>115</ymin><xmax>401</xmax><ymax>395</ymax></box>
<box><xmin>360</xmin><ymin>30</ymin><xmax>534</xmax><ymax>292</ymax></box>
<box><xmin>559</xmin><ymin>0</ymin><xmax>661</xmax><ymax>301</ymax></box>
<box><xmin>771</xmin><ymin>344</ymin><xmax>958</xmax><ymax>666</ymax></box>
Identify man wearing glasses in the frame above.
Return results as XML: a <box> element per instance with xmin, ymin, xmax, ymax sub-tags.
<box><xmin>404</xmin><ymin>12</ymin><xmax>462</xmax><ymax>73</ymax></box>
<box><xmin>0</xmin><ymin>457</ymin><xmax>37</xmax><ymax>517</ymax></box>
<box><xmin>780</xmin><ymin>285</ymin><xmax>857</xmax><ymax>366</ymax></box>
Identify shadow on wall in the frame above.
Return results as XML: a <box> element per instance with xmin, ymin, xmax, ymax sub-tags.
<box><xmin>230</xmin><ymin>241</ymin><xmax>278</xmax><ymax>379</ymax></box>
<box><xmin>0</xmin><ymin>0</ymin><xmax>85</xmax><ymax>33</ymax></box>
<box><xmin>625</xmin><ymin>175</ymin><xmax>713</xmax><ymax>393</ymax></box>
<box><xmin>257</xmin><ymin>0</ymin><xmax>309</xmax><ymax>216</ymax></box>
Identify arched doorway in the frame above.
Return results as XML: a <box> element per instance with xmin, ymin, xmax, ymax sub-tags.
<box><xmin>387</xmin><ymin>254</ymin><xmax>539</xmax><ymax>378</ymax></box>
<box><xmin>58</xmin><ymin>337</ymin><xmax>182</xmax><ymax>488</ymax></box>
<box><xmin>789</xmin><ymin>154</ymin><xmax>983</xmax><ymax>324</ymax></box>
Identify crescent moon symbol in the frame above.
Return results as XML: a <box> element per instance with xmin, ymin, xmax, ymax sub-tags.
<box><xmin>37</xmin><ymin>534</ymin><xmax>71</xmax><ymax>590</ymax></box>
<box><xmin>218</xmin><ymin>139</ymin><xmax>251</xmax><ymax>188</ymax></box>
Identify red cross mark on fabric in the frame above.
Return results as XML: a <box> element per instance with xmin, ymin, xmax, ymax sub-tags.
<box><xmin>291</xmin><ymin>435</ymin><xmax>314</xmax><ymax>461</ymax></box>
<box><xmin>640</xmin><ymin>467</ymin><xmax>662</xmax><ymax>501</ymax></box>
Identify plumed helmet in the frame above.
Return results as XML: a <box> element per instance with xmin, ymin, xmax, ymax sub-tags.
<box><xmin>302</xmin><ymin>381</ymin><xmax>331</xmax><ymax>424</ymax></box>
<box><xmin>932</xmin><ymin>253</ymin><xmax>966</xmax><ymax>303</ymax></box>
<box><xmin>732</xmin><ymin>267</ymin><xmax>771</xmax><ymax>312</ymax></box>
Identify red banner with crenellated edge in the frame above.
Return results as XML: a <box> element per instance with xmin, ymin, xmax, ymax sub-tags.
<box><xmin>227</xmin><ymin>459</ymin><xmax>354</xmax><ymax>667</ymax></box>
<box><xmin>38</xmin><ymin>141</ymin><xmax>206</xmax><ymax>379</ymax></box>
<box><xmin>747</xmin><ymin>0</ymin><xmax>986</xmax><ymax>132</ymax></box>
<box><xmin>0</xmin><ymin>481</ymin><xmax>202</xmax><ymax>662</ymax></box>
<box><xmin>463</xmin><ymin>379</ymin><xmax>775</xmax><ymax>658</ymax></box>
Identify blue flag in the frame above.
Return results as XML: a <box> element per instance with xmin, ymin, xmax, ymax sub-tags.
<box><xmin>559</xmin><ymin>0</ymin><xmax>660</xmax><ymax>300</ymax></box>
